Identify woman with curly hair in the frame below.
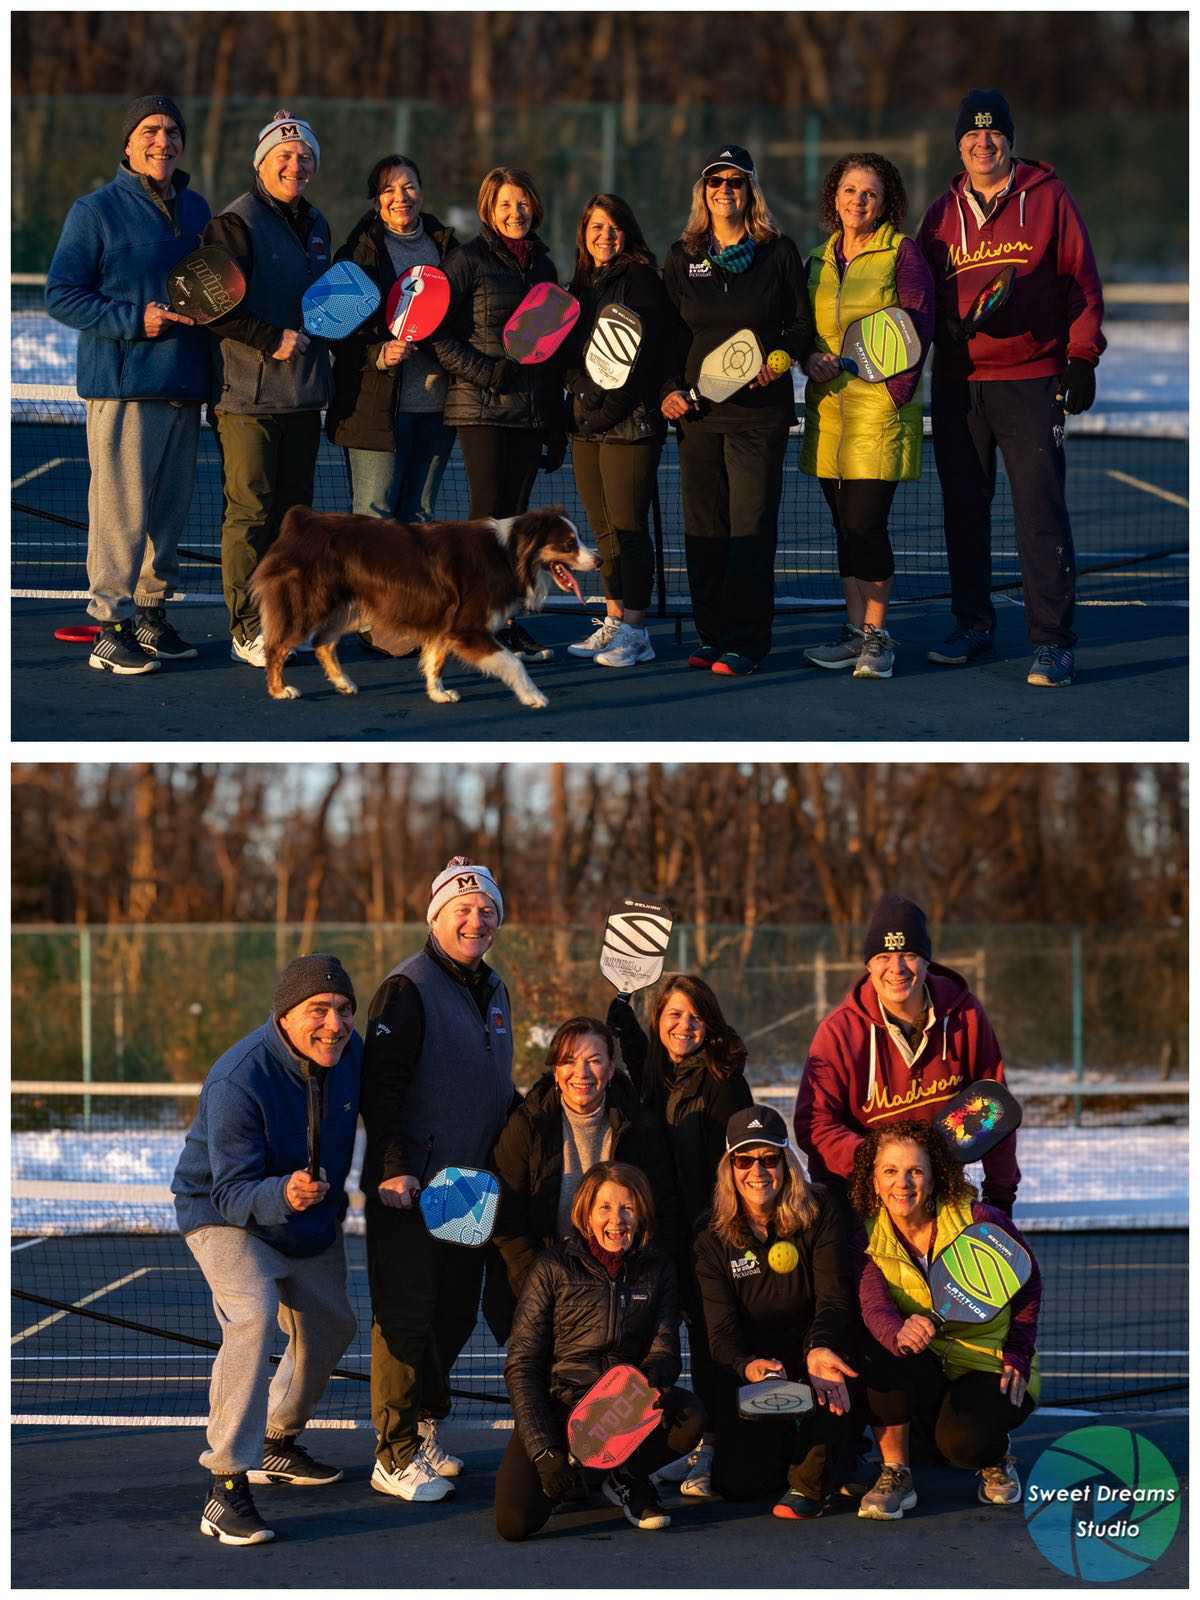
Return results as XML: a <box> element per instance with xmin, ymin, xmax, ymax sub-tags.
<box><xmin>607</xmin><ymin>974</ymin><xmax>752</xmax><ymax>1496</ymax></box>
<box><xmin>693</xmin><ymin>1105</ymin><xmax>858</xmax><ymax>1518</ymax></box>
<box><xmin>801</xmin><ymin>154</ymin><xmax>935</xmax><ymax>681</ymax></box>
<box><xmin>660</xmin><ymin>145</ymin><xmax>815</xmax><ymax>677</ymax></box>
<box><xmin>848</xmin><ymin>1119</ymin><xmax>1041</xmax><ymax>1522</ymax></box>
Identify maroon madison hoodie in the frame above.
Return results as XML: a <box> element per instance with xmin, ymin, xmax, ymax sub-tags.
<box><xmin>917</xmin><ymin>158</ymin><xmax>1105</xmax><ymax>384</ymax></box>
<box><xmin>794</xmin><ymin>962</ymin><xmax>1019</xmax><ymax>1211</ymax></box>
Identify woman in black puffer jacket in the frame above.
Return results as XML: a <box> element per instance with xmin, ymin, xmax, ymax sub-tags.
<box><xmin>497</xmin><ymin>1161</ymin><xmax>704</xmax><ymax>1540</ymax></box>
<box><xmin>561</xmin><ymin>194</ymin><xmax>672</xmax><ymax>671</ymax></box>
<box><xmin>431</xmin><ymin>164</ymin><xmax>567</xmax><ymax>661</ymax></box>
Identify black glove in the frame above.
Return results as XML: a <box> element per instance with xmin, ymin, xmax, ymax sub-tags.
<box><xmin>487</xmin><ymin>356</ymin><xmax>517</xmax><ymax>393</ymax></box>
<box><xmin>533</xmin><ymin>1447</ymin><xmax>573</xmax><ymax>1502</ymax></box>
<box><xmin>937</xmin><ymin>310</ymin><xmax>969</xmax><ymax>346</ymax></box>
<box><xmin>1059</xmin><ymin>358</ymin><xmax>1096</xmax><ymax>415</ymax></box>
<box><xmin>653</xmin><ymin>1385</ymin><xmax>692</xmax><ymax>1430</ymax></box>
<box><xmin>540</xmin><ymin>433</ymin><xmax>567</xmax><ymax>473</ymax></box>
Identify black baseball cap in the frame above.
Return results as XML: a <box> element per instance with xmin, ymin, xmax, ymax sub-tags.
<box><xmin>701</xmin><ymin>144</ymin><xmax>756</xmax><ymax>178</ymax></box>
<box><xmin>726</xmin><ymin>1104</ymin><xmax>789</xmax><ymax>1154</ymax></box>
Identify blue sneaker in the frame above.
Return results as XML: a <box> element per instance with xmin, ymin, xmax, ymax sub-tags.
<box><xmin>927</xmin><ymin>625</ymin><xmax>994</xmax><ymax>666</ymax></box>
<box><xmin>1027</xmin><ymin>644</ymin><xmax>1075</xmax><ymax>686</ymax></box>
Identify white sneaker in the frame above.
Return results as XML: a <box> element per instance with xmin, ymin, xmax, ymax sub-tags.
<box><xmin>567</xmin><ymin>615</ymin><xmax>622</xmax><ymax>657</ymax></box>
<box><xmin>678</xmin><ymin>1443</ymin><xmax>716</xmax><ymax>1499</ymax></box>
<box><xmin>370</xmin><ymin>1452</ymin><xmax>453</xmax><ymax>1502</ymax></box>
<box><xmin>230</xmin><ymin>634</ymin><xmax>268</xmax><ymax>668</ymax></box>
<box><xmin>417</xmin><ymin>1418</ymin><xmax>463</xmax><ymax>1478</ymax></box>
<box><xmin>595</xmin><ymin>622</ymin><xmax>655</xmax><ymax>668</ymax></box>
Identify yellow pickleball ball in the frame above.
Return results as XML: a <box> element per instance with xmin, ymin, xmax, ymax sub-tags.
<box><xmin>768</xmin><ymin>1240</ymin><xmax>799</xmax><ymax>1274</ymax></box>
<box><xmin>767</xmin><ymin>349</ymin><xmax>791</xmax><ymax>376</ymax></box>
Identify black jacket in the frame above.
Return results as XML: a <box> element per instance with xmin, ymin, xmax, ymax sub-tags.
<box><xmin>606</xmin><ymin>996</ymin><xmax>753</xmax><ymax>1248</ymax></box>
<box><xmin>490</xmin><ymin>1068</ymin><xmax>681</xmax><ymax>1325</ymax></box>
<box><xmin>661</xmin><ymin>234</ymin><xmax>815</xmax><ymax>431</ymax></box>
<box><xmin>431</xmin><ymin>224</ymin><xmax>565</xmax><ymax>432</ymax></box>
<box><xmin>562</xmin><ymin>257</ymin><xmax>672</xmax><ymax>445</ymax></box>
<box><xmin>504</xmin><ymin>1235</ymin><xmax>680</xmax><ymax>1459</ymax></box>
<box><xmin>692</xmin><ymin>1187</ymin><xmax>854</xmax><ymax>1385</ymax></box>
<box><xmin>325</xmin><ymin>208</ymin><xmax>457</xmax><ymax>451</ymax></box>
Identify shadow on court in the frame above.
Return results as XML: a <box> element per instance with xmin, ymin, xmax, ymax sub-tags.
<box><xmin>10</xmin><ymin>597</ymin><xmax>1187</xmax><ymax>744</ymax></box>
<box><xmin>11</xmin><ymin>1411</ymin><xmax>1187</xmax><ymax>1588</ymax></box>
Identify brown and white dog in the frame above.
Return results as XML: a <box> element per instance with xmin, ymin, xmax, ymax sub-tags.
<box><xmin>251</xmin><ymin>505</ymin><xmax>598</xmax><ymax>709</ymax></box>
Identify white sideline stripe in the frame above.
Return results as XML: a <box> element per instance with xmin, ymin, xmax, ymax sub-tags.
<box><xmin>1105</xmin><ymin>467</ymin><xmax>1189</xmax><ymax>508</ymax></box>
<box><xmin>13</xmin><ymin>1415</ymin><xmax>517</xmax><ymax>1430</ymax></box>
<box><xmin>12</xmin><ymin>1267</ymin><xmax>152</xmax><ymax>1344</ymax></box>
<box><xmin>13</xmin><ymin>1180</ymin><xmax>176</xmax><ymax>1203</ymax></box>
<box><xmin>12</xmin><ymin>457</ymin><xmax>67</xmax><ymax>488</ymax></box>
<box><xmin>13</xmin><ymin>1081</ymin><xmax>201</xmax><ymax>1096</ymax></box>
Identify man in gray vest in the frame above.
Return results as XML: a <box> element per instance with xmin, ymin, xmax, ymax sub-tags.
<box><xmin>203</xmin><ymin>110</ymin><xmax>333</xmax><ymax>667</ymax></box>
<box><xmin>362</xmin><ymin>856</ymin><xmax>517</xmax><ymax>1503</ymax></box>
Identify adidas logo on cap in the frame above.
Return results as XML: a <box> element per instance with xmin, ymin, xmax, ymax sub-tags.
<box><xmin>748</xmin><ymin>1118</ymin><xmax>763</xmax><ymax>1129</ymax></box>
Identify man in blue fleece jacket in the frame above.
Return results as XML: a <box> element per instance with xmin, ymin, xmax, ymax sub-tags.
<box><xmin>172</xmin><ymin>952</ymin><xmax>362</xmax><ymax>1545</ymax></box>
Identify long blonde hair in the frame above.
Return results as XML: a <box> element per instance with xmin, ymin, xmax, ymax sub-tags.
<box><xmin>679</xmin><ymin>171</ymin><xmax>780</xmax><ymax>256</ymax></box>
<box><xmin>710</xmin><ymin>1145</ymin><xmax>818</xmax><ymax>1250</ymax></box>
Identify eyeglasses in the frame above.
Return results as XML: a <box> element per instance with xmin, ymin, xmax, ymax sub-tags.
<box><xmin>731</xmin><ymin>1152</ymin><xmax>783</xmax><ymax>1171</ymax></box>
<box><xmin>705</xmin><ymin>175</ymin><xmax>747</xmax><ymax>190</ymax></box>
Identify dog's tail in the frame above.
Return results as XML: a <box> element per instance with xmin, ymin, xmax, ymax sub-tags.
<box><xmin>251</xmin><ymin>504</ymin><xmax>326</xmax><ymax>646</ymax></box>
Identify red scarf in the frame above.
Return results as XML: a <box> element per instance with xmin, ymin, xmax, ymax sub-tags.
<box><xmin>500</xmin><ymin>234</ymin><xmax>534</xmax><ymax>271</ymax></box>
<box><xmin>586</xmin><ymin>1235</ymin><xmax>625</xmax><ymax>1279</ymax></box>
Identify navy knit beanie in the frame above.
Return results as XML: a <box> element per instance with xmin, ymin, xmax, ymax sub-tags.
<box><xmin>862</xmin><ymin>895</ymin><xmax>932</xmax><ymax>965</ymax></box>
<box><xmin>954</xmin><ymin>89</ymin><xmax>1014</xmax><ymax>150</ymax></box>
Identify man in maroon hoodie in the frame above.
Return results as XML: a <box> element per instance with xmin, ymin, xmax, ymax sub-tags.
<box><xmin>918</xmin><ymin>90</ymin><xmax>1105</xmax><ymax>689</ymax></box>
<box><xmin>794</xmin><ymin>894</ymin><xmax>1019</xmax><ymax>1217</ymax></box>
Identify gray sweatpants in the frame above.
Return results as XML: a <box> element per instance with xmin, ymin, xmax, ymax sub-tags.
<box><xmin>84</xmin><ymin>397</ymin><xmax>200</xmax><ymax>622</ymax></box>
<box><xmin>185</xmin><ymin>1225</ymin><xmax>357</xmax><ymax>1475</ymax></box>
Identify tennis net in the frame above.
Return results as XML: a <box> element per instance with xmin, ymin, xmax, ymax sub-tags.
<box><xmin>11</xmin><ymin>1083</ymin><xmax>1187</xmax><ymax>1426</ymax></box>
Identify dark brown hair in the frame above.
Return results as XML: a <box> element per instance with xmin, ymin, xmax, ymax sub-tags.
<box><xmin>367</xmin><ymin>153</ymin><xmax>422</xmax><ymax>200</ymax></box>
<box><xmin>545</xmin><ymin>1016</ymin><xmax>615</xmax><ymax>1070</ymax></box>
<box><xmin>570</xmin><ymin>1160</ymin><xmax>655</xmax><ymax>1248</ymax></box>
<box><xmin>819</xmin><ymin>152</ymin><xmax>907</xmax><ymax>234</ymax></box>
<box><xmin>570</xmin><ymin>193</ymin><xmax>656</xmax><ymax>291</ymax></box>
<box><xmin>646</xmin><ymin>974</ymin><xmax>747</xmax><ymax>1084</ymax></box>
<box><xmin>848</xmin><ymin>1117</ymin><xmax>976</xmax><ymax>1221</ymax></box>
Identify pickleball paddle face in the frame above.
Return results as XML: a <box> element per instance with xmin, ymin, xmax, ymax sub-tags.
<box><xmin>685</xmin><ymin>328</ymin><xmax>765</xmax><ymax>406</ymax></box>
<box><xmin>385</xmin><ymin>263</ymin><xmax>451</xmax><ymax>342</ymax></box>
<box><xmin>600</xmin><ymin>897</ymin><xmax>673</xmax><ymax>997</ymax></box>
<box><xmin>502</xmin><ymin>283</ymin><xmax>580</xmax><ymax>364</ymax></box>
<box><xmin>965</xmin><ymin>264</ymin><xmax>1016</xmax><ymax>333</ymax></box>
<box><xmin>936</xmin><ymin>1080</ymin><xmax>1023</xmax><ymax>1163</ymax></box>
<box><xmin>584</xmin><ymin>303</ymin><xmax>643</xmax><ymax>390</ymax></box>
<box><xmin>418</xmin><ymin>1166</ymin><xmax>500</xmax><ymax>1247</ymax></box>
<box><xmin>53</xmin><ymin>624</ymin><xmax>102</xmax><ymax>643</ymax></box>
<box><xmin>837</xmin><ymin>306</ymin><xmax>922</xmax><ymax>381</ymax></box>
<box><xmin>166</xmin><ymin>245</ymin><xmax>247</xmax><ymax>324</ymax></box>
<box><xmin>302</xmin><ymin>261</ymin><xmax>381</xmax><ymax>340</ymax></box>
<box><xmin>738</xmin><ymin>1378</ymin><xmax>814</xmax><ymax>1418</ymax></box>
<box><xmin>567</xmin><ymin>1364</ymin><xmax>660</xmax><ymax>1470</ymax></box>
<box><xmin>928</xmin><ymin>1219</ymin><xmax>1032</xmax><ymax>1326</ymax></box>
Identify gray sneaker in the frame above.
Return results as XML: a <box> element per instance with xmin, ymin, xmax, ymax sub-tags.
<box><xmin>853</xmin><ymin>625</ymin><xmax>895</xmax><ymax>679</ymax></box>
<box><xmin>804</xmin><ymin>622</ymin><xmax>865</xmax><ymax>670</ymax></box>
<box><xmin>857</xmin><ymin>1464</ymin><xmax>917</xmax><ymax>1521</ymax></box>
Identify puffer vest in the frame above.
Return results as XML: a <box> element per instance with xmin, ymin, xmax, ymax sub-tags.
<box><xmin>800</xmin><ymin>222</ymin><xmax>921</xmax><ymax>482</ymax></box>
<box><xmin>866</xmin><ymin>1194</ymin><xmax>1041</xmax><ymax>1399</ymax></box>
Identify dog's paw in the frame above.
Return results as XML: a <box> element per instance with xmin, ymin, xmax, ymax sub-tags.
<box><xmin>335</xmin><ymin>679</ymin><xmax>358</xmax><ymax>696</ymax></box>
<box><xmin>270</xmin><ymin>686</ymin><xmax>302</xmax><ymax>701</ymax></box>
<box><xmin>429</xmin><ymin>687</ymin><xmax>461</xmax><ymax>704</ymax></box>
<box><xmin>520</xmin><ymin>690</ymin><xmax>549</xmax><ymax>710</ymax></box>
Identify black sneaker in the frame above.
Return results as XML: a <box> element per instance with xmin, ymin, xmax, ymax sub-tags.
<box><xmin>200</xmin><ymin>1472</ymin><xmax>275</xmax><ymax>1545</ymax></box>
<box><xmin>927</xmin><ymin>625</ymin><xmax>994</xmax><ymax>666</ymax></box>
<box><xmin>501</xmin><ymin>621</ymin><xmax>553</xmax><ymax>662</ymax></box>
<box><xmin>88</xmin><ymin>620</ymin><xmax>161</xmax><ymax>676</ymax></box>
<box><xmin>248</xmin><ymin>1434</ymin><xmax>343</xmax><ymax>1486</ymax></box>
<box><xmin>133</xmin><ymin>606</ymin><xmax>199</xmax><ymax>659</ymax></box>
<box><xmin>602</xmin><ymin>1466</ymin><xmax>671</xmax><ymax>1530</ymax></box>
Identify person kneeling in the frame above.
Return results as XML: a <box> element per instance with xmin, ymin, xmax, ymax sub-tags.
<box><xmin>496</xmin><ymin>1161</ymin><xmax>703</xmax><ymax>1540</ymax></box>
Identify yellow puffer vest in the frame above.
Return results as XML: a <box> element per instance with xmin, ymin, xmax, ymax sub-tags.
<box><xmin>866</xmin><ymin>1196</ymin><xmax>1041</xmax><ymax>1400</ymax></box>
<box><xmin>800</xmin><ymin>223</ymin><xmax>922</xmax><ymax>481</ymax></box>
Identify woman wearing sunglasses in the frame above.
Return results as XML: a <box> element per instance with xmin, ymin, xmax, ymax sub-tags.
<box><xmin>660</xmin><ymin>145</ymin><xmax>814</xmax><ymax>676</ymax></box>
<box><xmin>692</xmin><ymin>1105</ymin><xmax>858</xmax><ymax>1519</ymax></box>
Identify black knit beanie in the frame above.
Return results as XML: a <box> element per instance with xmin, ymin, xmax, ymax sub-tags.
<box><xmin>954</xmin><ymin>89</ymin><xmax>1014</xmax><ymax>150</ymax></box>
<box><xmin>122</xmin><ymin>94</ymin><xmax>187</xmax><ymax>149</ymax></box>
<box><xmin>862</xmin><ymin>895</ymin><xmax>933</xmax><ymax>965</ymax></box>
<box><xmin>272</xmin><ymin>952</ymin><xmax>356</xmax><ymax>1018</ymax></box>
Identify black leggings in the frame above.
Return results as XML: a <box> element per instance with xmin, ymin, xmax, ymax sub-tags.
<box><xmin>495</xmin><ymin>1387</ymin><xmax>704</xmax><ymax>1543</ymax></box>
<box><xmin>862</xmin><ymin>1341</ymin><xmax>1035</xmax><ymax>1470</ymax></box>
<box><xmin>570</xmin><ymin>436</ymin><xmax>661</xmax><ymax>610</ymax></box>
<box><xmin>818</xmin><ymin>477</ymin><xmax>899</xmax><ymax>583</ymax></box>
<box><xmin>457</xmin><ymin>426</ymin><xmax>545</xmax><ymax>519</ymax></box>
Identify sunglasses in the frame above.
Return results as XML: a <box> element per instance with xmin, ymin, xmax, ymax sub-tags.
<box><xmin>731</xmin><ymin>1152</ymin><xmax>784</xmax><ymax>1172</ymax></box>
<box><xmin>705</xmin><ymin>174</ymin><xmax>747</xmax><ymax>190</ymax></box>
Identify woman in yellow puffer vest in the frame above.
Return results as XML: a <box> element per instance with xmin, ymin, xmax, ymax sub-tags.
<box><xmin>800</xmin><ymin>155</ymin><xmax>934</xmax><ymax>680</ymax></box>
<box><xmin>847</xmin><ymin>1118</ymin><xmax>1040</xmax><ymax>1521</ymax></box>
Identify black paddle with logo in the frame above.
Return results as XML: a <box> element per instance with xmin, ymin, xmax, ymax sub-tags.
<box><xmin>305</xmin><ymin>1070</ymin><xmax>321</xmax><ymax>1183</ymax></box>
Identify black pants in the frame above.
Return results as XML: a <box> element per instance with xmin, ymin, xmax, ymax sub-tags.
<box><xmin>570</xmin><ymin>436</ymin><xmax>661</xmax><ymax>610</ymax></box>
<box><xmin>457</xmin><ymin>425</ymin><xmax>544</xmax><ymax>519</ymax></box>
<box><xmin>931</xmin><ymin>375</ymin><xmax>1076</xmax><ymax>646</ymax></box>
<box><xmin>710</xmin><ymin>1376</ymin><xmax>853</xmax><ymax>1502</ymax></box>
<box><xmin>679</xmin><ymin>421</ymin><xmax>790</xmax><ymax>660</ymax></box>
<box><xmin>862</xmin><ymin>1341</ymin><xmax>1035</xmax><ymax>1471</ymax></box>
<box><xmin>495</xmin><ymin>1387</ymin><xmax>704</xmax><ymax>1543</ymax></box>
<box><xmin>365</xmin><ymin>1199</ymin><xmax>487</xmax><ymax>1469</ymax></box>
<box><xmin>818</xmin><ymin>477</ymin><xmax>899</xmax><ymax>583</ymax></box>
